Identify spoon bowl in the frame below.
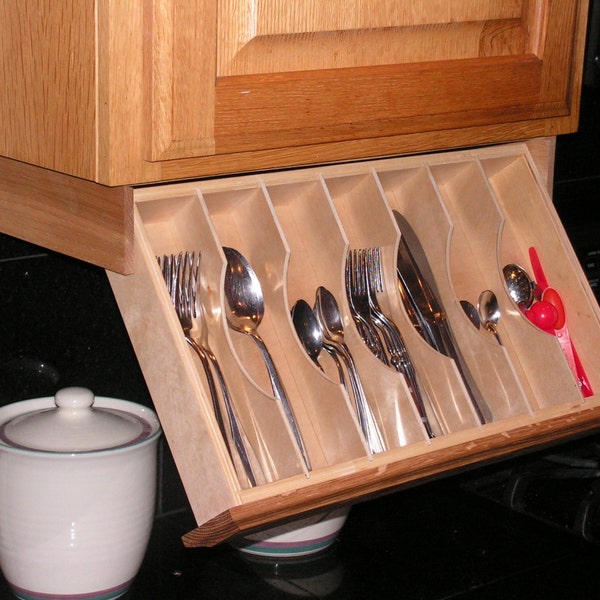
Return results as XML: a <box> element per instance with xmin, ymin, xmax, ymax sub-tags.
<box><xmin>502</xmin><ymin>263</ymin><xmax>535</xmax><ymax>309</ymax></box>
<box><xmin>314</xmin><ymin>286</ymin><xmax>346</xmax><ymax>345</ymax></box>
<box><xmin>291</xmin><ymin>299</ymin><xmax>324</xmax><ymax>369</ymax></box>
<box><xmin>460</xmin><ymin>300</ymin><xmax>481</xmax><ymax>330</ymax></box>
<box><xmin>542</xmin><ymin>287</ymin><xmax>566</xmax><ymax>329</ymax></box>
<box><xmin>223</xmin><ymin>247</ymin><xmax>265</xmax><ymax>334</ymax></box>
<box><xmin>477</xmin><ymin>290</ymin><xmax>503</xmax><ymax>346</ymax></box>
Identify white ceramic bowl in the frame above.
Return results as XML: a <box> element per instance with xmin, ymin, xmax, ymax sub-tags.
<box><xmin>0</xmin><ymin>388</ymin><xmax>161</xmax><ymax>600</ymax></box>
<box><xmin>233</xmin><ymin>506</ymin><xmax>350</xmax><ymax>558</ymax></box>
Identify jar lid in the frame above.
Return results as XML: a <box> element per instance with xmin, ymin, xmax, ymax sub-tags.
<box><xmin>0</xmin><ymin>387</ymin><xmax>154</xmax><ymax>453</ymax></box>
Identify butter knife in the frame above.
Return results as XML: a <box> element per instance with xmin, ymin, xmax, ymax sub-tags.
<box><xmin>393</xmin><ymin>210</ymin><xmax>490</xmax><ymax>424</ymax></box>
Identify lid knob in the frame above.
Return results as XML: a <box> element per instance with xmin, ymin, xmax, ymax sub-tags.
<box><xmin>54</xmin><ymin>386</ymin><xmax>95</xmax><ymax>410</ymax></box>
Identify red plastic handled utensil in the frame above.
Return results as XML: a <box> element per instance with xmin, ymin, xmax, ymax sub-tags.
<box><xmin>524</xmin><ymin>300</ymin><xmax>559</xmax><ymax>332</ymax></box>
<box><xmin>528</xmin><ymin>247</ymin><xmax>549</xmax><ymax>293</ymax></box>
<box><xmin>542</xmin><ymin>287</ymin><xmax>566</xmax><ymax>329</ymax></box>
<box><xmin>528</xmin><ymin>247</ymin><xmax>593</xmax><ymax>397</ymax></box>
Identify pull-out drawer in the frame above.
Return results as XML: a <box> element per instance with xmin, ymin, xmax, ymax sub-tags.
<box><xmin>107</xmin><ymin>143</ymin><xmax>600</xmax><ymax>547</ymax></box>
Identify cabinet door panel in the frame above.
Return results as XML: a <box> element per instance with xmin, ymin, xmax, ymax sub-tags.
<box><xmin>217</xmin><ymin>0</ymin><xmax>524</xmax><ymax>75</ymax></box>
<box><xmin>145</xmin><ymin>0</ymin><xmax>583</xmax><ymax>163</ymax></box>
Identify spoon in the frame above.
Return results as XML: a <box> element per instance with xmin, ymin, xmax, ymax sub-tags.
<box><xmin>314</xmin><ymin>286</ymin><xmax>385</xmax><ymax>454</ymax></box>
<box><xmin>223</xmin><ymin>247</ymin><xmax>311</xmax><ymax>472</ymax></box>
<box><xmin>292</xmin><ymin>299</ymin><xmax>351</xmax><ymax>394</ymax></box>
<box><xmin>502</xmin><ymin>263</ymin><xmax>535</xmax><ymax>309</ymax></box>
<box><xmin>502</xmin><ymin>262</ymin><xmax>563</xmax><ymax>331</ymax></box>
<box><xmin>460</xmin><ymin>300</ymin><xmax>480</xmax><ymax>330</ymax></box>
<box><xmin>291</xmin><ymin>299</ymin><xmax>325</xmax><ymax>371</ymax></box>
<box><xmin>477</xmin><ymin>290</ymin><xmax>503</xmax><ymax>346</ymax></box>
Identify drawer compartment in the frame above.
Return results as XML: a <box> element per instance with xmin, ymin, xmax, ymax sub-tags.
<box><xmin>107</xmin><ymin>143</ymin><xmax>600</xmax><ymax>547</ymax></box>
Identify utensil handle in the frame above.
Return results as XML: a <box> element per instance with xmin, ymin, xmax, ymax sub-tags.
<box><xmin>529</xmin><ymin>247</ymin><xmax>549</xmax><ymax>292</ymax></box>
<box><xmin>203</xmin><ymin>344</ymin><xmax>262</xmax><ymax>487</ymax></box>
<box><xmin>369</xmin><ymin>309</ymin><xmax>436</xmax><ymax>438</ymax></box>
<box><xmin>433</xmin><ymin>319</ymin><xmax>490</xmax><ymax>424</ymax></box>
<box><xmin>249</xmin><ymin>331</ymin><xmax>312</xmax><ymax>472</ymax></box>
<box><xmin>186</xmin><ymin>337</ymin><xmax>228</xmax><ymax>447</ymax></box>
<box><xmin>187</xmin><ymin>336</ymin><xmax>261</xmax><ymax>487</ymax></box>
<box><xmin>555</xmin><ymin>324</ymin><xmax>594</xmax><ymax>397</ymax></box>
<box><xmin>323</xmin><ymin>346</ymin><xmax>348</xmax><ymax>389</ymax></box>
<box><xmin>331</xmin><ymin>340</ymin><xmax>386</xmax><ymax>454</ymax></box>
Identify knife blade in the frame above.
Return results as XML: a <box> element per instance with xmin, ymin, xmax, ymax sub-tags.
<box><xmin>393</xmin><ymin>210</ymin><xmax>490</xmax><ymax>424</ymax></box>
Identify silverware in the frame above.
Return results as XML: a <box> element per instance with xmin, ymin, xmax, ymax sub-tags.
<box><xmin>292</xmin><ymin>298</ymin><xmax>351</xmax><ymax>398</ymax></box>
<box><xmin>158</xmin><ymin>252</ymin><xmax>260</xmax><ymax>487</ymax></box>
<box><xmin>346</xmin><ymin>248</ymin><xmax>435</xmax><ymax>438</ymax></box>
<box><xmin>314</xmin><ymin>286</ymin><xmax>386</xmax><ymax>454</ymax></box>
<box><xmin>460</xmin><ymin>300</ymin><xmax>481</xmax><ymax>330</ymax></box>
<box><xmin>345</xmin><ymin>255</ymin><xmax>389</xmax><ymax>364</ymax></box>
<box><xmin>478</xmin><ymin>290</ymin><xmax>503</xmax><ymax>346</ymax></box>
<box><xmin>393</xmin><ymin>210</ymin><xmax>490</xmax><ymax>424</ymax></box>
<box><xmin>291</xmin><ymin>299</ymin><xmax>325</xmax><ymax>372</ymax></box>
<box><xmin>502</xmin><ymin>263</ymin><xmax>536</xmax><ymax>309</ymax></box>
<box><xmin>222</xmin><ymin>247</ymin><xmax>311</xmax><ymax>472</ymax></box>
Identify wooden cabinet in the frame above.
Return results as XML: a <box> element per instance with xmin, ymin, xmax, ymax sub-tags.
<box><xmin>0</xmin><ymin>1</ymin><xmax>590</xmax><ymax>185</ymax></box>
<box><xmin>0</xmin><ymin>1</ymin><xmax>590</xmax><ymax>270</ymax></box>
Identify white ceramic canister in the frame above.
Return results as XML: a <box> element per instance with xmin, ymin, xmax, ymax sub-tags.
<box><xmin>0</xmin><ymin>387</ymin><xmax>162</xmax><ymax>600</ymax></box>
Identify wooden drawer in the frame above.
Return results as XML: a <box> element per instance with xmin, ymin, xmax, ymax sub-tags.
<box><xmin>107</xmin><ymin>143</ymin><xmax>600</xmax><ymax>547</ymax></box>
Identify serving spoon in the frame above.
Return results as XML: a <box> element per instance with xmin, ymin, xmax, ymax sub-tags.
<box><xmin>223</xmin><ymin>247</ymin><xmax>311</xmax><ymax>471</ymax></box>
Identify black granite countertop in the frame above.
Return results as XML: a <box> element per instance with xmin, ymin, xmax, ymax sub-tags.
<box><xmin>8</xmin><ymin>468</ymin><xmax>600</xmax><ymax>600</ymax></box>
<box><xmin>125</xmin><ymin>475</ymin><xmax>600</xmax><ymax>599</ymax></box>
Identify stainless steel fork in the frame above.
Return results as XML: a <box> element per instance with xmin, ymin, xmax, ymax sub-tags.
<box><xmin>158</xmin><ymin>252</ymin><xmax>260</xmax><ymax>487</ymax></box>
<box><xmin>345</xmin><ymin>257</ymin><xmax>389</xmax><ymax>364</ymax></box>
<box><xmin>347</xmin><ymin>248</ymin><xmax>435</xmax><ymax>438</ymax></box>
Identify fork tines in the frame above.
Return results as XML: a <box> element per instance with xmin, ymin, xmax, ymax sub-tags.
<box><xmin>158</xmin><ymin>251</ymin><xmax>201</xmax><ymax>320</ymax></box>
<box><xmin>345</xmin><ymin>248</ymin><xmax>389</xmax><ymax>362</ymax></box>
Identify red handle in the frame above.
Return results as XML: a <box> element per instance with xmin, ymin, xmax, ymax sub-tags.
<box><xmin>528</xmin><ymin>246</ymin><xmax>593</xmax><ymax>397</ymax></box>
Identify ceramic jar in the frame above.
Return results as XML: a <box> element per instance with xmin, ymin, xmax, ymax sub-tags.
<box><xmin>0</xmin><ymin>387</ymin><xmax>161</xmax><ymax>600</ymax></box>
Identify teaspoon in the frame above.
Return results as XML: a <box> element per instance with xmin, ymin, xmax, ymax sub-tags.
<box><xmin>460</xmin><ymin>300</ymin><xmax>480</xmax><ymax>330</ymax></box>
<box><xmin>314</xmin><ymin>286</ymin><xmax>385</xmax><ymax>454</ymax></box>
<box><xmin>477</xmin><ymin>290</ymin><xmax>503</xmax><ymax>346</ymax></box>
<box><xmin>292</xmin><ymin>299</ymin><xmax>350</xmax><ymax>392</ymax></box>
<box><xmin>291</xmin><ymin>299</ymin><xmax>325</xmax><ymax>371</ymax></box>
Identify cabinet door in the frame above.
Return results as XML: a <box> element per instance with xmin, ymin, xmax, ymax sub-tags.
<box><xmin>146</xmin><ymin>0</ymin><xmax>587</xmax><ymax>162</ymax></box>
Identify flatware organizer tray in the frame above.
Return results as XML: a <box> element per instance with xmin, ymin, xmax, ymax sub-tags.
<box><xmin>107</xmin><ymin>142</ymin><xmax>600</xmax><ymax>547</ymax></box>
